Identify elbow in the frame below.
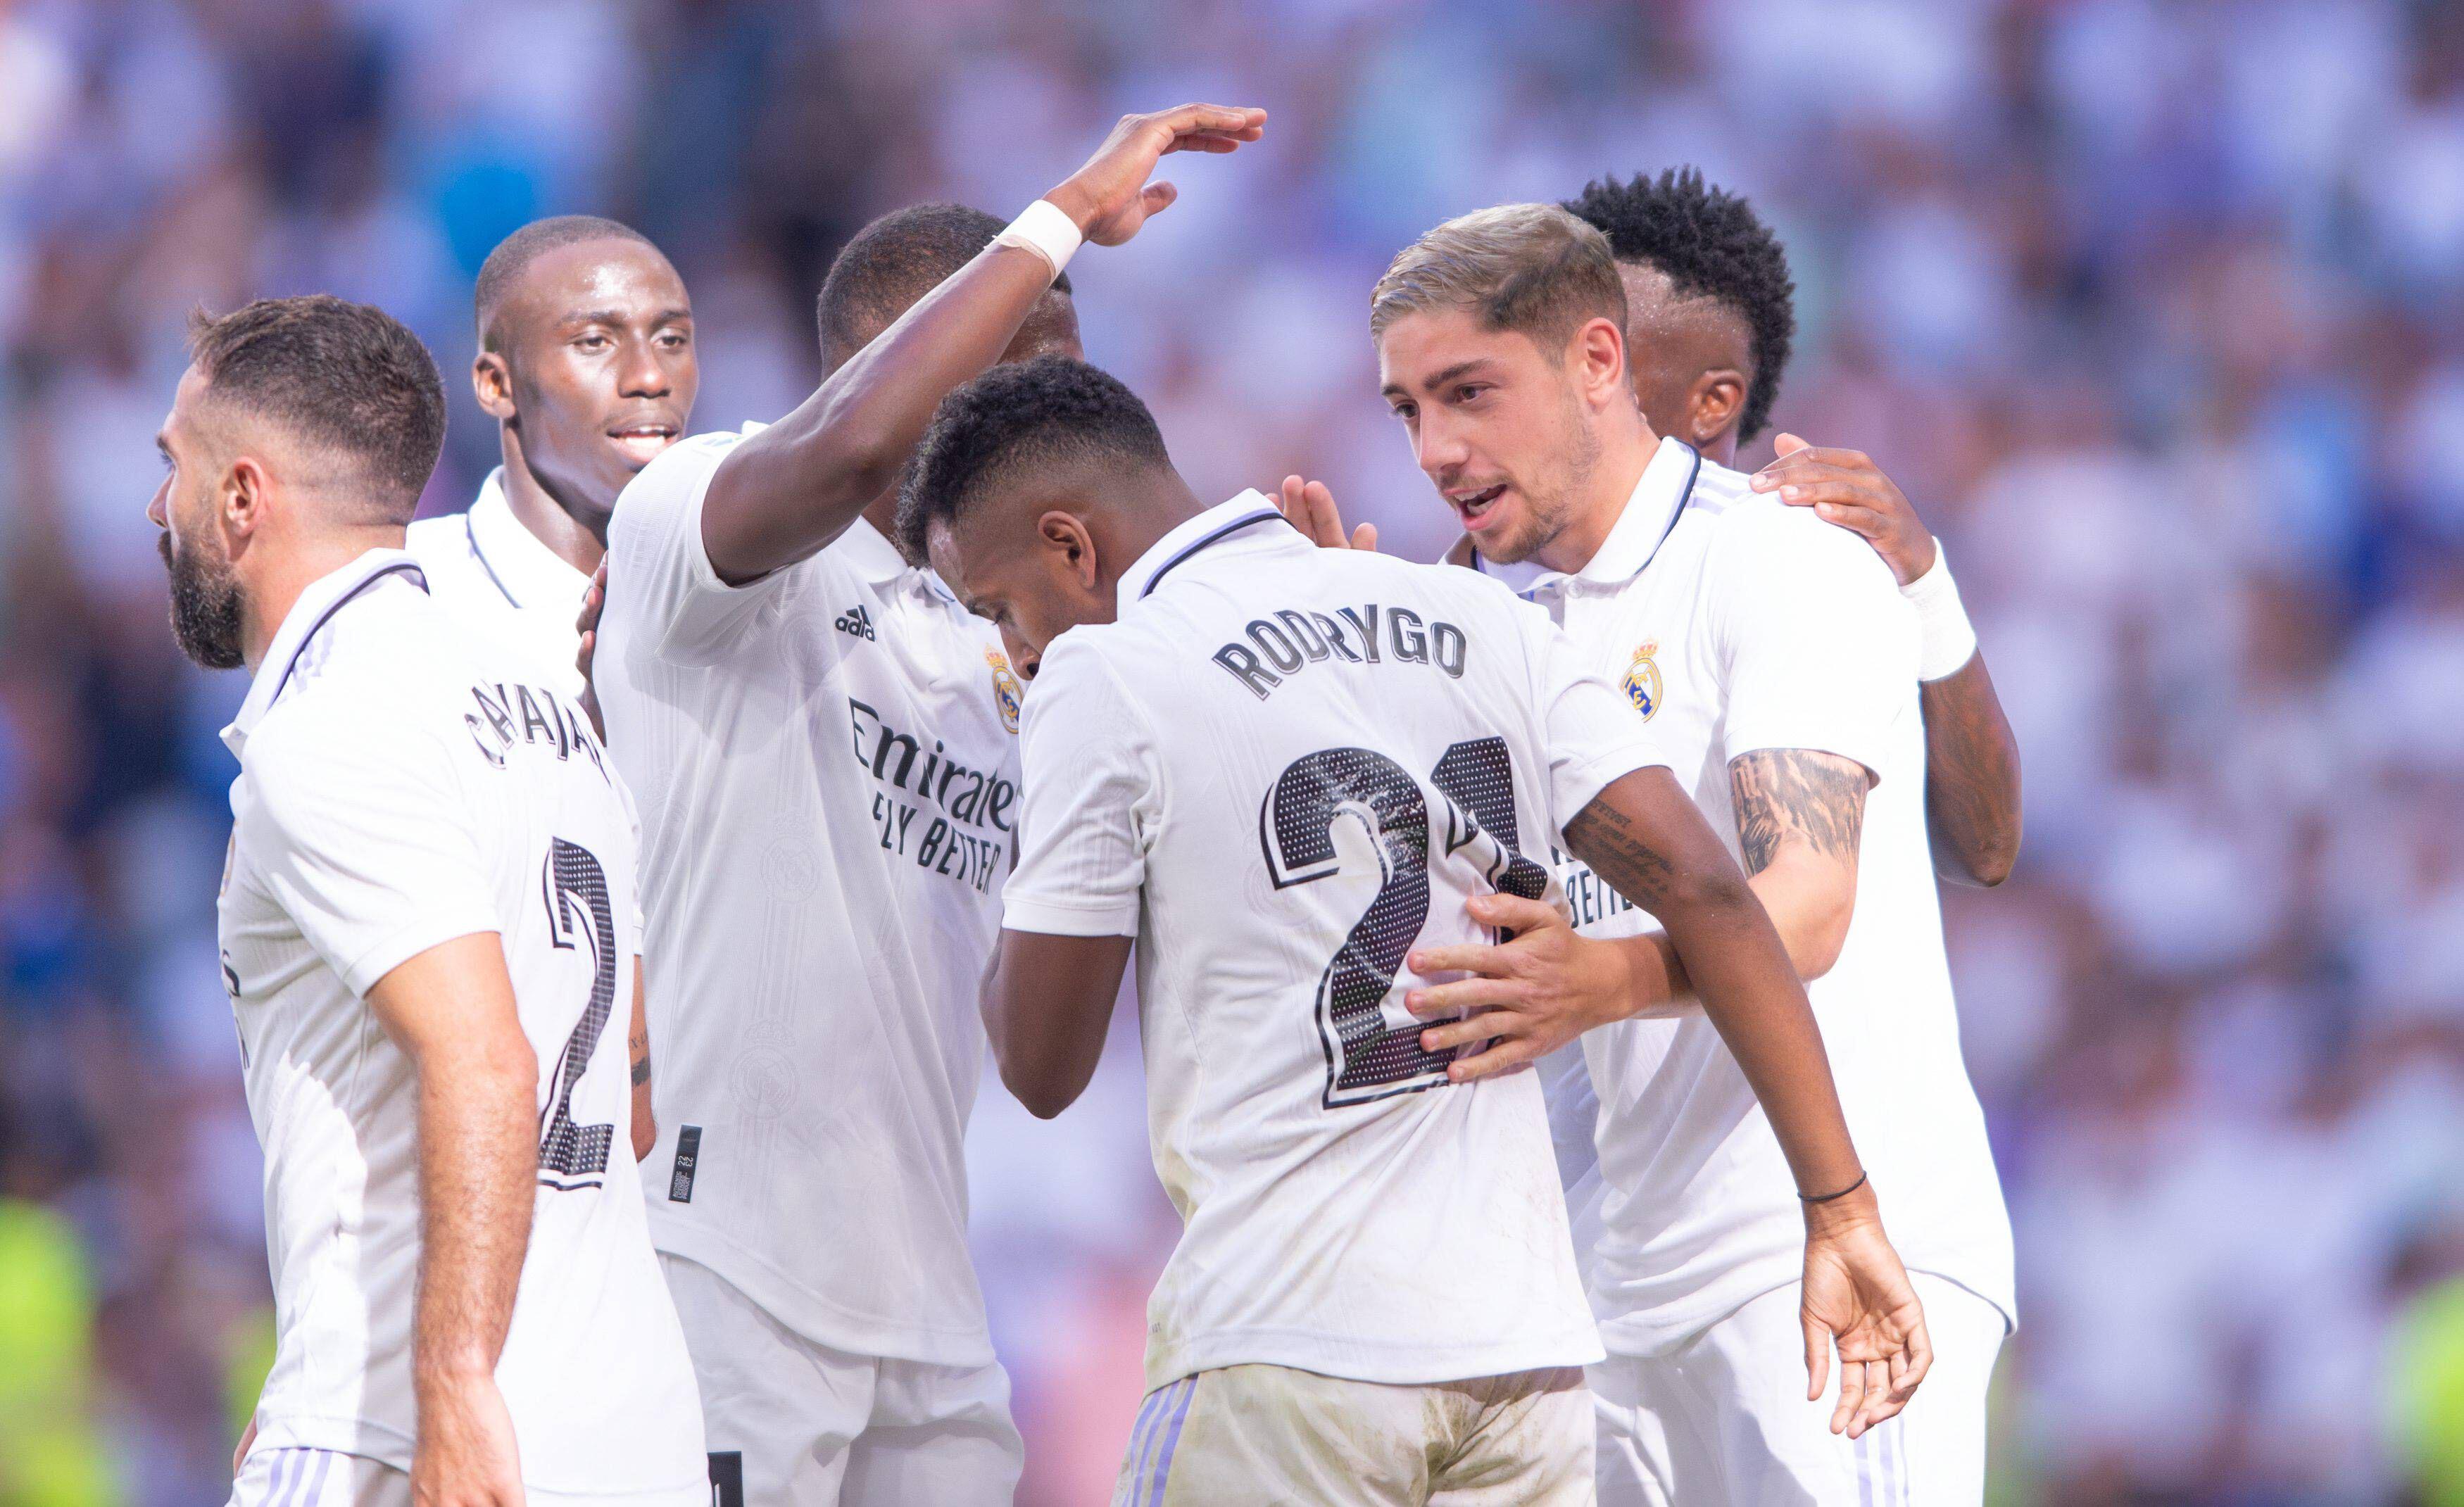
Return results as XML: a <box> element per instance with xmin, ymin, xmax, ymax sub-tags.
<box><xmin>1943</xmin><ymin>821</ymin><xmax>2023</xmax><ymax>889</ymax></box>
<box><xmin>1002</xmin><ymin>1064</ymin><xmax>1074</xmax><ymax>1121</ymax></box>
<box><xmin>631</xmin><ymin>1113</ymin><xmax>657</xmax><ymax>1164</ymax></box>
<box><xmin>1794</xmin><ymin>912</ymin><xmax>1852</xmax><ymax>981</ymax></box>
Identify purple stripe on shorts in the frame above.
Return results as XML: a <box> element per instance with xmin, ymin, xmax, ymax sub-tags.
<box><xmin>1140</xmin><ymin>1376</ymin><xmax>1198</xmax><ymax>1506</ymax></box>
<box><xmin>302</xmin><ymin>1448</ymin><xmax>336</xmax><ymax>1507</ymax></box>
<box><xmin>1122</xmin><ymin>1382</ymin><xmax>1174</xmax><ymax>1501</ymax></box>
<box><xmin>1855</xmin><ymin>1430</ymin><xmax>1875</xmax><ymax>1507</ymax></box>
<box><xmin>261</xmin><ymin>1448</ymin><xmax>301</xmax><ymax>1507</ymax></box>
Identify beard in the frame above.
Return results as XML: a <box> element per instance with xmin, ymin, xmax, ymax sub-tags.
<box><xmin>1483</xmin><ymin>384</ymin><xmax>1604</xmax><ymax>566</ymax></box>
<box><xmin>159</xmin><ymin>529</ymin><xmax>246</xmax><ymax>670</ymax></box>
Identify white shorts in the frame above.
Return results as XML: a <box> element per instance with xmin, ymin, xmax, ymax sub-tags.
<box><xmin>230</xmin><ymin>1446</ymin><xmax>705</xmax><ymax>1507</ymax></box>
<box><xmin>659</xmin><ymin>1253</ymin><xmax>1023</xmax><ymax>1507</ymax></box>
<box><xmin>1592</xmin><ymin>1273</ymin><xmax>2008</xmax><ymax>1507</ymax></box>
<box><xmin>1113</xmin><ymin>1363</ymin><xmax>1595</xmax><ymax>1506</ymax></box>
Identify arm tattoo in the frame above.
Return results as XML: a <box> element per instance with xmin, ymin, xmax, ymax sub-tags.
<box><xmin>1563</xmin><ymin>798</ymin><xmax>1682</xmax><ymax>911</ymax></box>
<box><xmin>629</xmin><ymin>1024</ymin><xmax>652</xmax><ymax>1087</ymax></box>
<box><xmin>1728</xmin><ymin>750</ymin><xmax>1868</xmax><ymax>876</ymax></box>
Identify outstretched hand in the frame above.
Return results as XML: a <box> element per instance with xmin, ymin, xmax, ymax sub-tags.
<box><xmin>1276</xmin><ymin>474</ymin><xmax>1376</xmax><ymax>551</ymax></box>
<box><xmin>1046</xmin><ymin>104</ymin><xmax>1268</xmax><ymax>248</ymax></box>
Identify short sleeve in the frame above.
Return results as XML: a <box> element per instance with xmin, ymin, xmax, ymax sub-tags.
<box><xmin>239</xmin><ymin>702</ymin><xmax>501</xmax><ymax>997</ymax></box>
<box><xmin>1001</xmin><ymin>636</ymin><xmax>1162</xmax><ymax>938</ymax></box>
<box><xmin>605</xmin><ymin>427</ymin><xmax>795</xmax><ymax>667</ymax></box>
<box><xmin>1510</xmin><ymin>594</ymin><xmax>1675</xmax><ymax>831</ymax></box>
<box><xmin>1709</xmin><ymin>508</ymin><xmax>1916</xmax><ymax>781</ymax></box>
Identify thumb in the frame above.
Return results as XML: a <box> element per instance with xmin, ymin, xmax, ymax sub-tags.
<box><xmin>1351</xmin><ymin>522</ymin><xmax>1378</xmax><ymax>552</ymax></box>
<box><xmin>1773</xmin><ymin>431</ymin><xmax>1809</xmax><ymax>458</ymax></box>
<box><xmin>1804</xmin><ymin>1307</ymin><xmax>1830</xmax><ymax>1403</ymax></box>
<box><xmin>1140</xmin><ymin>180</ymin><xmax>1178</xmax><ymax>217</ymax></box>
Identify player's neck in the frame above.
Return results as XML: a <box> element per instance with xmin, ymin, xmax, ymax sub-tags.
<box><xmin>1535</xmin><ymin>413</ymin><xmax>1659</xmax><ymax>576</ymax></box>
<box><xmin>1098</xmin><ymin>472</ymin><xmax>1208</xmax><ymax>598</ymax></box>
<box><xmin>241</xmin><ymin>526</ymin><xmax>408</xmax><ymax>670</ymax></box>
<box><xmin>497</xmin><ymin>435</ymin><xmax>610</xmax><ymax>575</ymax></box>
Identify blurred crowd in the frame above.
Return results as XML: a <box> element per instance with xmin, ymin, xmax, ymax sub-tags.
<box><xmin>1</xmin><ymin>0</ymin><xmax>2460</xmax><ymax>1502</ymax></box>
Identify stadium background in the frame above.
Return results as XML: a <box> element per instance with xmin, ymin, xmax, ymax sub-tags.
<box><xmin>2</xmin><ymin>0</ymin><xmax>2461</xmax><ymax>1501</ymax></box>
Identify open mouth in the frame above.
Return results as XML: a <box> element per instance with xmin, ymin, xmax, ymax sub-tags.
<box><xmin>1450</xmin><ymin>483</ymin><xmax>1509</xmax><ymax>531</ymax></box>
<box><xmin>608</xmin><ymin>422</ymin><xmax>679</xmax><ymax>467</ymax></box>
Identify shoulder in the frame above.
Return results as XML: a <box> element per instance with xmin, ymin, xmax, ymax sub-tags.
<box><xmin>1699</xmin><ymin>483</ymin><xmax>1900</xmax><ymax>598</ymax></box>
<box><xmin>403</xmin><ymin>511</ymin><xmax>467</xmax><ymax>560</ymax></box>
<box><xmin>609</xmin><ymin>424</ymin><xmax>762</xmax><ymax>543</ymax></box>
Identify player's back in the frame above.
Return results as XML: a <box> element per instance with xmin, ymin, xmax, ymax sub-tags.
<box><xmin>218</xmin><ymin>550</ymin><xmax>701</xmax><ymax>1496</ymax></box>
<box><xmin>1015</xmin><ymin>496</ymin><xmax>1652</xmax><ymax>1390</ymax></box>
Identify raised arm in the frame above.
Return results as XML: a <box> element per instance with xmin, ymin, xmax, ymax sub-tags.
<box><xmin>1752</xmin><ymin>436</ymin><xmax>2021</xmax><ymax>885</ymax></box>
<box><xmin>698</xmin><ymin>103</ymin><xmax>1266</xmax><ymax>584</ymax></box>
<box><xmin>365</xmin><ymin>932</ymin><xmax>539</xmax><ymax>1507</ymax></box>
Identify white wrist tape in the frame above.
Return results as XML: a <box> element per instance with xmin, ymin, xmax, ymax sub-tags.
<box><xmin>993</xmin><ymin>198</ymin><xmax>1084</xmax><ymax>281</ymax></box>
<box><xmin>1902</xmin><ymin>541</ymin><xmax>1980</xmax><ymax>681</ymax></box>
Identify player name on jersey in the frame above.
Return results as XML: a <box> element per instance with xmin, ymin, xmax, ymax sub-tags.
<box><xmin>1212</xmin><ymin>601</ymin><xmax>1471</xmax><ymax>700</ymax></box>
<box><xmin>464</xmin><ymin>678</ymin><xmax>612</xmax><ymax>780</ymax></box>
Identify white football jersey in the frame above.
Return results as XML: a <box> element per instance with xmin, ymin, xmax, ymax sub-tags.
<box><xmin>1521</xmin><ymin>439</ymin><xmax>2016</xmax><ymax>1356</ymax></box>
<box><xmin>598</xmin><ymin>426</ymin><xmax>1025</xmax><ymax>1367</ymax></box>
<box><xmin>216</xmin><ymin>549</ymin><xmax>704</xmax><ymax>1497</ymax></box>
<box><xmin>1004</xmin><ymin>493</ymin><xmax>1673</xmax><ymax>1390</ymax></box>
<box><xmin>406</xmin><ymin>469</ymin><xmax>592</xmax><ymax>702</ymax></box>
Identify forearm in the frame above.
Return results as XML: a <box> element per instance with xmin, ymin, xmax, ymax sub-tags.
<box><xmin>627</xmin><ymin>962</ymin><xmax>654</xmax><ymax>1162</ymax></box>
<box><xmin>700</xmin><ymin>240</ymin><xmax>1064</xmax><ymax>582</ymax></box>
<box><xmin>1918</xmin><ymin>652</ymin><xmax>2021</xmax><ymax>886</ymax></box>
<box><xmin>1564</xmin><ymin>790</ymin><xmax>1862</xmax><ymax>1194</ymax></box>
<box><xmin>981</xmin><ymin>929</ymin><xmax>1132</xmax><ymax>1118</ymax></box>
<box><xmin>412</xmin><ymin>1044</ymin><xmax>536</xmax><ymax>1393</ymax></box>
<box><xmin>1610</xmin><ymin>854</ymin><xmax>1855</xmax><ymax>1011</ymax></box>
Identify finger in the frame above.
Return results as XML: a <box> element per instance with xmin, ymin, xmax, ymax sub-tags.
<box><xmin>1139</xmin><ymin>181</ymin><xmax>1178</xmax><ymax>217</ymax></box>
<box><xmin>1352</xmin><ymin>522</ymin><xmax>1378</xmax><ymax>552</ymax></box>
<box><xmin>1446</xmin><ymin>1035</ymin><xmax>1542</xmax><ymax>1083</ymax></box>
<box><xmin>1466</xmin><ymin>892</ymin><xmax>1564</xmax><ymax>935</ymax></box>
<box><xmin>1407</xmin><ymin>940</ymin><xmax>1515</xmax><ymax>978</ymax></box>
<box><xmin>1898</xmin><ymin>1316</ymin><xmax>1932</xmax><ymax>1400</ymax></box>
<box><xmin>1155</xmin><ymin>103</ymin><xmax>1268</xmax><ymax>143</ymax></box>
<box><xmin>1163</xmin><ymin>134</ymin><xmax>1245</xmax><ymax>156</ymax></box>
<box><xmin>1813</xmin><ymin>503</ymin><xmax>1890</xmax><ymax>540</ymax></box>
<box><xmin>1751</xmin><ymin>448</ymin><xmax>1872</xmax><ymax>486</ymax></box>
<box><xmin>1418</xmin><ymin>1011</ymin><xmax>1516</xmax><ymax>1053</ymax></box>
<box><xmin>1404</xmin><ymin>975</ymin><xmax>1525</xmax><ymax>1017</ymax></box>
<box><xmin>1773</xmin><ymin>431</ymin><xmax>1809</xmax><ymax>459</ymax></box>
<box><xmin>1803</xmin><ymin>1311</ymin><xmax>1829</xmax><ymax>1404</ymax></box>
<box><xmin>1831</xmin><ymin>1345</ymin><xmax>1863</xmax><ymax>1436</ymax></box>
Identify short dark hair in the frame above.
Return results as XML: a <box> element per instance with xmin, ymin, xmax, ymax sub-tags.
<box><xmin>898</xmin><ymin>356</ymin><xmax>1168</xmax><ymax>563</ymax></box>
<box><xmin>1563</xmin><ymin>168</ymin><xmax>1797</xmax><ymax>443</ymax></box>
<box><xmin>1369</xmin><ymin>203</ymin><xmax>1628</xmax><ymax>357</ymax></box>
<box><xmin>187</xmin><ymin>295</ymin><xmax>446</xmax><ymax>522</ymax></box>
<box><xmin>474</xmin><ymin>215</ymin><xmax>662</xmax><ymax>350</ymax></box>
<box><xmin>817</xmin><ymin>203</ymin><xmax>1074</xmax><ymax>370</ymax></box>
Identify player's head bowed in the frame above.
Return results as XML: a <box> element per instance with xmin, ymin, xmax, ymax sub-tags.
<box><xmin>1370</xmin><ymin>203</ymin><xmax>1642</xmax><ymax>571</ymax></box>
<box><xmin>899</xmin><ymin>355</ymin><xmax>1176</xmax><ymax>672</ymax></box>
<box><xmin>150</xmin><ymin>295</ymin><xmax>445</xmax><ymax>669</ymax></box>
<box><xmin>1563</xmin><ymin>167</ymin><xmax>1796</xmax><ymax>452</ymax></box>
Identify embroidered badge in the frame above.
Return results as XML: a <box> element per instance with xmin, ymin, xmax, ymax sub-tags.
<box><xmin>1623</xmin><ymin>641</ymin><xmax>1663</xmax><ymax>721</ymax></box>
<box><xmin>988</xmin><ymin>649</ymin><xmax>1024</xmax><ymax>733</ymax></box>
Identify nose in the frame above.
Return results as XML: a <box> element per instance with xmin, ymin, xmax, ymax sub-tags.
<box><xmin>618</xmin><ymin>337</ymin><xmax>672</xmax><ymax>399</ymax></box>
<box><xmin>1415</xmin><ymin>406</ymin><xmax>1470</xmax><ymax>481</ymax></box>
<box><xmin>148</xmin><ymin>474</ymin><xmax>169</xmax><ymax>529</ymax></box>
<box><xmin>1000</xmin><ymin>624</ymin><xmax>1038</xmax><ymax>681</ymax></box>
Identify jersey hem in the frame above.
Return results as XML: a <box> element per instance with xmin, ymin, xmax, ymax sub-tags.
<box><xmin>1146</xmin><ymin>1321</ymin><xmax>1605</xmax><ymax>1392</ymax></box>
<box><xmin>652</xmin><ymin>1223</ymin><xmax>996</xmax><ymax>1369</ymax></box>
<box><xmin>251</xmin><ymin>1413</ymin><xmax>413</xmax><ymax>1473</ymax></box>
<box><xmin>337</xmin><ymin>913</ymin><xmax>501</xmax><ymax>997</ymax></box>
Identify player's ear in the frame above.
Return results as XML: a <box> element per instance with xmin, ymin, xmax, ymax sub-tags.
<box><xmin>1687</xmin><ymin>368</ymin><xmax>1748</xmax><ymax>449</ymax></box>
<box><xmin>1037</xmin><ymin>509</ymin><xmax>1100</xmax><ymax>588</ymax></box>
<box><xmin>222</xmin><ymin>453</ymin><xmax>269</xmax><ymax>543</ymax></box>
<box><xmin>473</xmin><ymin>350</ymin><xmax>515</xmax><ymax>420</ymax></box>
<box><xmin>1573</xmin><ymin>316</ymin><xmax>1627</xmax><ymax>410</ymax></box>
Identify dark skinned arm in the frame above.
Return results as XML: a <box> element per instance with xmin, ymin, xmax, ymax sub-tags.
<box><xmin>1752</xmin><ymin>436</ymin><xmax>2022</xmax><ymax>885</ymax></box>
<box><xmin>628</xmin><ymin>956</ymin><xmax>653</xmax><ymax>1163</ymax></box>
<box><xmin>697</xmin><ymin>103</ymin><xmax>1266</xmax><ymax>585</ymax></box>
<box><xmin>979</xmin><ymin>928</ymin><xmax>1135</xmax><ymax>1118</ymax></box>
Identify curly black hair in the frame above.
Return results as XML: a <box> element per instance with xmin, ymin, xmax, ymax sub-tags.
<box><xmin>1562</xmin><ymin>168</ymin><xmax>1796</xmax><ymax>443</ymax></box>
<box><xmin>897</xmin><ymin>355</ymin><xmax>1171</xmax><ymax>564</ymax></box>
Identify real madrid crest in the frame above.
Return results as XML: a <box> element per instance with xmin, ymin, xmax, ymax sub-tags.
<box><xmin>1623</xmin><ymin>641</ymin><xmax>1663</xmax><ymax>721</ymax></box>
<box><xmin>987</xmin><ymin>648</ymin><xmax>1023</xmax><ymax>733</ymax></box>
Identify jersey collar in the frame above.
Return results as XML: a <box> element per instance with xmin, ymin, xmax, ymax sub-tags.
<box><xmin>1528</xmin><ymin>436</ymin><xmax>1702</xmax><ymax>596</ymax></box>
<box><xmin>222</xmin><ymin>547</ymin><xmax>429</xmax><ymax>756</ymax></box>
<box><xmin>465</xmin><ymin>469</ymin><xmax>592</xmax><ymax>610</ymax></box>
<box><xmin>834</xmin><ymin>514</ymin><xmax>911</xmax><ymax>587</ymax></box>
<box><xmin>1117</xmin><ymin>490</ymin><xmax>1294</xmax><ymax>603</ymax></box>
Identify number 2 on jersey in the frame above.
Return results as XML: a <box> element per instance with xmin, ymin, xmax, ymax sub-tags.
<box><xmin>539</xmin><ymin>838</ymin><xmax>617</xmax><ymax>1186</ymax></box>
<box><xmin>1260</xmin><ymin>738</ymin><xmax>1551</xmax><ymax>1109</ymax></box>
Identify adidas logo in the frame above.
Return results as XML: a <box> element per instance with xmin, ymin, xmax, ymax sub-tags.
<box><xmin>834</xmin><ymin>605</ymin><xmax>876</xmax><ymax>641</ymax></box>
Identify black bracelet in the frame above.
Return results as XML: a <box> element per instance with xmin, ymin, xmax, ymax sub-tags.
<box><xmin>1799</xmin><ymin>1171</ymin><xmax>1868</xmax><ymax>1204</ymax></box>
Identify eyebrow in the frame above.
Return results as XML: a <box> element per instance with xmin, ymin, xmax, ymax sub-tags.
<box><xmin>1379</xmin><ymin>358</ymin><xmax>1493</xmax><ymax>400</ymax></box>
<box><xmin>558</xmin><ymin>307</ymin><xmax>693</xmax><ymax>331</ymax></box>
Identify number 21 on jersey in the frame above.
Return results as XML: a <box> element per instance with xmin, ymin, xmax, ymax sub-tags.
<box><xmin>1260</xmin><ymin>737</ymin><xmax>1550</xmax><ymax>1109</ymax></box>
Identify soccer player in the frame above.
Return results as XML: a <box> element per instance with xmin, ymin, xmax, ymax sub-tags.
<box><xmin>590</xmin><ymin>106</ymin><xmax>1262</xmax><ymax>1506</ymax></box>
<box><xmin>410</xmin><ymin>213</ymin><xmax>696</xmax><ymax>1163</ymax></box>
<box><xmin>903</xmin><ymin>355</ymin><xmax>1932</xmax><ymax>1506</ymax></box>
<box><xmin>410</xmin><ymin>214</ymin><xmax>696</xmax><ymax>701</ymax></box>
<box><xmin>156</xmin><ymin>296</ymin><xmax>703</xmax><ymax>1506</ymax></box>
<box><xmin>1360</xmin><ymin>203</ymin><xmax>2014</xmax><ymax>1506</ymax></box>
<box><xmin>1560</xmin><ymin>168</ymin><xmax>2020</xmax><ymax>887</ymax></box>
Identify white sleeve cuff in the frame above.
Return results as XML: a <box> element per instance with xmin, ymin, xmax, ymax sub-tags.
<box><xmin>1002</xmin><ymin>894</ymin><xmax>1139</xmax><ymax>939</ymax></box>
